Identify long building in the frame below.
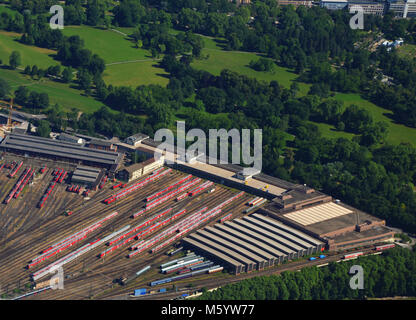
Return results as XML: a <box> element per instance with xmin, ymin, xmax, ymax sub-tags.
<box><xmin>0</xmin><ymin>133</ymin><xmax>123</xmax><ymax>172</ymax></box>
<box><xmin>182</xmin><ymin>214</ymin><xmax>324</xmax><ymax>274</ymax></box>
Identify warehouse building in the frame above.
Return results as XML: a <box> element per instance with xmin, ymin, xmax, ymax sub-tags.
<box><xmin>278</xmin><ymin>0</ymin><xmax>313</xmax><ymax>7</ymax></box>
<box><xmin>71</xmin><ymin>166</ymin><xmax>103</xmax><ymax>189</ymax></box>
<box><xmin>182</xmin><ymin>214</ymin><xmax>324</xmax><ymax>274</ymax></box>
<box><xmin>58</xmin><ymin>133</ymin><xmax>84</xmax><ymax>145</ymax></box>
<box><xmin>0</xmin><ymin>133</ymin><xmax>123</xmax><ymax>172</ymax></box>
<box><xmin>262</xmin><ymin>200</ymin><xmax>395</xmax><ymax>251</ymax></box>
<box><xmin>86</xmin><ymin>139</ymin><xmax>117</xmax><ymax>152</ymax></box>
<box><xmin>117</xmin><ymin>157</ymin><xmax>164</xmax><ymax>182</ymax></box>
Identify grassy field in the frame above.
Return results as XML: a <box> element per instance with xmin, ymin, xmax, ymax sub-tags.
<box><xmin>103</xmin><ymin>60</ymin><xmax>169</xmax><ymax>87</ymax></box>
<box><xmin>332</xmin><ymin>93</ymin><xmax>416</xmax><ymax>145</ymax></box>
<box><xmin>397</xmin><ymin>44</ymin><xmax>416</xmax><ymax>59</ymax></box>
<box><xmin>192</xmin><ymin>37</ymin><xmax>311</xmax><ymax>95</ymax></box>
<box><xmin>62</xmin><ymin>26</ymin><xmax>169</xmax><ymax>87</ymax></box>
<box><xmin>0</xmin><ymin>67</ymin><xmax>104</xmax><ymax>114</ymax></box>
<box><xmin>0</xmin><ymin>31</ymin><xmax>59</xmax><ymax>69</ymax></box>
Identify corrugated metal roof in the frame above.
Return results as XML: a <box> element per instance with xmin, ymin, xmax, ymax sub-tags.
<box><xmin>188</xmin><ymin>233</ymin><xmax>256</xmax><ymax>267</ymax></box>
<box><xmin>224</xmin><ymin>221</ymin><xmax>295</xmax><ymax>255</ymax></box>
<box><xmin>196</xmin><ymin>229</ymin><xmax>266</xmax><ymax>264</ymax></box>
<box><xmin>182</xmin><ymin>237</ymin><xmax>243</xmax><ymax>269</ymax></box>
<box><xmin>251</xmin><ymin>214</ymin><xmax>323</xmax><ymax>246</ymax></box>
<box><xmin>204</xmin><ymin>226</ymin><xmax>275</xmax><ymax>260</ymax></box>
<box><xmin>0</xmin><ymin>133</ymin><xmax>122</xmax><ymax>166</ymax></box>
<box><xmin>243</xmin><ymin>216</ymin><xmax>314</xmax><ymax>249</ymax></box>
<box><xmin>233</xmin><ymin>219</ymin><xmax>305</xmax><ymax>252</ymax></box>
<box><xmin>215</xmin><ymin>224</ymin><xmax>286</xmax><ymax>257</ymax></box>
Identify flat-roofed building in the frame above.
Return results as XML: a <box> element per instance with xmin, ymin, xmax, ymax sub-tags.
<box><xmin>278</xmin><ymin>0</ymin><xmax>313</xmax><ymax>7</ymax></box>
<box><xmin>71</xmin><ymin>165</ymin><xmax>103</xmax><ymax>188</ymax></box>
<box><xmin>320</xmin><ymin>0</ymin><xmax>348</xmax><ymax>10</ymax></box>
<box><xmin>282</xmin><ymin>202</ymin><xmax>354</xmax><ymax>226</ymax></box>
<box><xmin>58</xmin><ymin>133</ymin><xmax>84</xmax><ymax>145</ymax></box>
<box><xmin>117</xmin><ymin>157</ymin><xmax>164</xmax><ymax>182</ymax></box>
<box><xmin>348</xmin><ymin>0</ymin><xmax>386</xmax><ymax>15</ymax></box>
<box><xmin>86</xmin><ymin>139</ymin><xmax>117</xmax><ymax>152</ymax></box>
<box><xmin>125</xmin><ymin>133</ymin><xmax>149</xmax><ymax>147</ymax></box>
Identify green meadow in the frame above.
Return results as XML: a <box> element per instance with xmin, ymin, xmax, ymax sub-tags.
<box><xmin>0</xmin><ymin>31</ymin><xmax>59</xmax><ymax>69</ymax></box>
<box><xmin>0</xmin><ymin>68</ymin><xmax>104</xmax><ymax>114</ymax></box>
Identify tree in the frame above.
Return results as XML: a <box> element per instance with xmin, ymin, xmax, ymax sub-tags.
<box><xmin>86</xmin><ymin>0</ymin><xmax>106</xmax><ymax>26</ymax></box>
<box><xmin>78</xmin><ymin>70</ymin><xmax>93</xmax><ymax>94</ymax></box>
<box><xmin>9</xmin><ymin>51</ymin><xmax>21</xmax><ymax>70</ymax></box>
<box><xmin>0</xmin><ymin>79</ymin><xmax>11</xmax><ymax>99</ymax></box>
<box><xmin>62</xmin><ymin>67</ymin><xmax>73</xmax><ymax>83</ymax></box>
<box><xmin>37</xmin><ymin>120</ymin><xmax>51</xmax><ymax>137</ymax></box>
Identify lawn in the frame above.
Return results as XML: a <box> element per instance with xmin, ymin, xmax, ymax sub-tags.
<box><xmin>0</xmin><ymin>31</ymin><xmax>59</xmax><ymax>69</ymax></box>
<box><xmin>103</xmin><ymin>60</ymin><xmax>169</xmax><ymax>87</ymax></box>
<box><xmin>0</xmin><ymin>68</ymin><xmax>104</xmax><ymax>114</ymax></box>
<box><xmin>62</xmin><ymin>26</ymin><xmax>150</xmax><ymax>64</ymax></box>
<box><xmin>192</xmin><ymin>37</ymin><xmax>310</xmax><ymax>95</ymax></box>
<box><xmin>397</xmin><ymin>44</ymin><xmax>416</xmax><ymax>59</ymax></box>
<box><xmin>62</xmin><ymin>26</ymin><xmax>169</xmax><ymax>87</ymax></box>
<box><xmin>333</xmin><ymin>93</ymin><xmax>416</xmax><ymax>145</ymax></box>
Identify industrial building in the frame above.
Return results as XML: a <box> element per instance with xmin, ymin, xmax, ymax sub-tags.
<box><xmin>58</xmin><ymin>133</ymin><xmax>84</xmax><ymax>145</ymax></box>
<box><xmin>278</xmin><ymin>0</ymin><xmax>313</xmax><ymax>7</ymax></box>
<box><xmin>348</xmin><ymin>0</ymin><xmax>386</xmax><ymax>15</ymax></box>
<box><xmin>262</xmin><ymin>200</ymin><xmax>394</xmax><ymax>251</ymax></box>
<box><xmin>0</xmin><ymin>133</ymin><xmax>123</xmax><ymax>172</ymax></box>
<box><xmin>320</xmin><ymin>0</ymin><xmax>348</xmax><ymax>10</ymax></box>
<box><xmin>86</xmin><ymin>139</ymin><xmax>118</xmax><ymax>152</ymax></box>
<box><xmin>125</xmin><ymin>133</ymin><xmax>149</xmax><ymax>147</ymax></box>
<box><xmin>71</xmin><ymin>166</ymin><xmax>103</xmax><ymax>189</ymax></box>
<box><xmin>182</xmin><ymin>214</ymin><xmax>324</xmax><ymax>274</ymax></box>
<box><xmin>117</xmin><ymin>157</ymin><xmax>164</xmax><ymax>182</ymax></box>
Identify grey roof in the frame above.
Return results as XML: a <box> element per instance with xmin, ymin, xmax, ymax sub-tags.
<box><xmin>224</xmin><ymin>221</ymin><xmax>295</xmax><ymax>255</ymax></box>
<box><xmin>196</xmin><ymin>229</ymin><xmax>266</xmax><ymax>264</ymax></box>
<box><xmin>182</xmin><ymin>237</ymin><xmax>243</xmax><ymax>270</ymax></box>
<box><xmin>0</xmin><ymin>133</ymin><xmax>122</xmax><ymax>166</ymax></box>
<box><xmin>75</xmin><ymin>165</ymin><xmax>101</xmax><ymax>173</ymax></box>
<box><xmin>204</xmin><ymin>226</ymin><xmax>276</xmax><ymax>260</ymax></box>
<box><xmin>58</xmin><ymin>133</ymin><xmax>82</xmax><ymax>142</ymax></box>
<box><xmin>233</xmin><ymin>219</ymin><xmax>305</xmax><ymax>252</ymax></box>
<box><xmin>71</xmin><ymin>175</ymin><xmax>97</xmax><ymax>183</ymax></box>
<box><xmin>243</xmin><ymin>216</ymin><xmax>315</xmax><ymax>249</ymax></box>
<box><xmin>215</xmin><ymin>224</ymin><xmax>286</xmax><ymax>257</ymax></box>
<box><xmin>188</xmin><ymin>233</ymin><xmax>256</xmax><ymax>267</ymax></box>
<box><xmin>88</xmin><ymin>139</ymin><xmax>114</xmax><ymax>147</ymax></box>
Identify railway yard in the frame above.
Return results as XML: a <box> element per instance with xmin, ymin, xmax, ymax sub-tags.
<box><xmin>0</xmin><ymin>155</ymin><xmax>256</xmax><ymax>300</ymax></box>
<box><xmin>0</xmin><ymin>136</ymin><xmax>397</xmax><ymax>300</ymax></box>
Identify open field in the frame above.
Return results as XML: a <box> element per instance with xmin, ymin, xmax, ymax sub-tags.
<box><xmin>62</xmin><ymin>26</ymin><xmax>150</xmax><ymax>64</ymax></box>
<box><xmin>397</xmin><ymin>44</ymin><xmax>416</xmax><ymax>59</ymax></box>
<box><xmin>192</xmin><ymin>37</ymin><xmax>311</xmax><ymax>96</ymax></box>
<box><xmin>0</xmin><ymin>68</ymin><xmax>105</xmax><ymax>114</ymax></box>
<box><xmin>333</xmin><ymin>93</ymin><xmax>416</xmax><ymax>145</ymax></box>
<box><xmin>0</xmin><ymin>31</ymin><xmax>58</xmax><ymax>69</ymax></box>
<box><xmin>103</xmin><ymin>61</ymin><xmax>169</xmax><ymax>87</ymax></box>
<box><xmin>62</xmin><ymin>26</ymin><xmax>169</xmax><ymax>87</ymax></box>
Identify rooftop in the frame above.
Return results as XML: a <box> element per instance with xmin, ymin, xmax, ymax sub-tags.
<box><xmin>0</xmin><ymin>133</ymin><xmax>122</xmax><ymax>166</ymax></box>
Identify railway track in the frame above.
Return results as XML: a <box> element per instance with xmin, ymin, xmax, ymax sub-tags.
<box><xmin>0</xmin><ymin>164</ymin><xmax>250</xmax><ymax>299</ymax></box>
